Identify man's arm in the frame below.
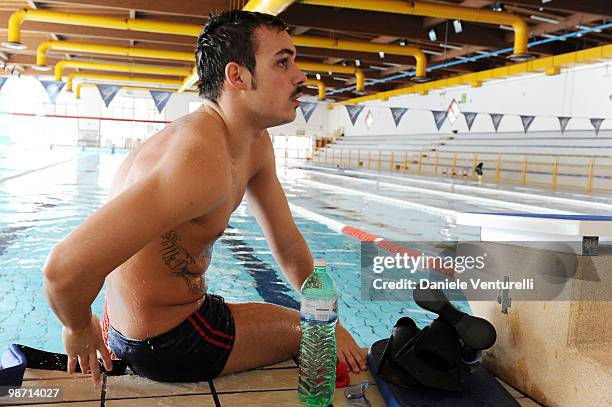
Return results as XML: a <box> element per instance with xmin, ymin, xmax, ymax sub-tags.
<box><xmin>246</xmin><ymin>133</ymin><xmax>367</xmax><ymax>372</ymax></box>
<box><xmin>245</xmin><ymin>134</ymin><xmax>312</xmax><ymax>290</ymax></box>
<box><xmin>43</xmin><ymin>141</ymin><xmax>229</xmax><ymax>382</ymax></box>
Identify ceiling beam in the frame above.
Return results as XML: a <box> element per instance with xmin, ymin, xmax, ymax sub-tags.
<box><xmin>0</xmin><ymin>31</ymin><xmax>196</xmax><ymax>56</ymax></box>
<box><xmin>504</xmin><ymin>0</ymin><xmax>612</xmax><ymax>18</ymax></box>
<box><xmin>423</xmin><ymin>12</ymin><xmax>603</xmax><ymax>65</ymax></box>
<box><xmin>33</xmin><ymin>0</ymin><xmax>227</xmax><ymax>17</ymax></box>
<box><xmin>47</xmin><ymin>35</ymin><xmax>196</xmax><ymax>53</ymax></box>
<box><xmin>58</xmin><ymin>69</ymin><xmax>182</xmax><ymax>81</ymax></box>
<box><xmin>0</xmin><ymin>12</ymin><xmax>197</xmax><ymax>46</ymax></box>
<box><xmin>283</xmin><ymin>5</ymin><xmax>508</xmax><ymax>48</ymax></box>
<box><xmin>296</xmin><ymin>46</ymin><xmax>416</xmax><ymax>66</ymax></box>
<box><xmin>427</xmin><ymin>20</ymin><xmax>508</xmax><ymax>48</ymax></box>
<box><xmin>502</xmin><ymin>5</ymin><xmax>565</xmax><ymax>20</ymax></box>
<box><xmin>529</xmin><ymin>41</ymin><xmax>580</xmax><ymax>55</ymax></box>
<box><xmin>7</xmin><ymin>52</ymin><xmax>191</xmax><ymax>68</ymax></box>
<box><xmin>513</xmin><ymin>12</ymin><xmax>603</xmax><ymax>40</ymax></box>
<box><xmin>7</xmin><ymin>53</ymin><xmax>64</xmax><ymax>65</ymax></box>
<box><xmin>283</xmin><ymin>5</ymin><xmax>427</xmax><ymax>39</ymax></box>
<box><xmin>306</xmin><ymin>76</ymin><xmax>357</xmax><ymax>88</ymax></box>
<box><xmin>373</xmin><ymin>53</ymin><xmax>495</xmax><ymax>77</ymax></box>
<box><xmin>430</xmin><ymin>45</ymin><xmax>487</xmax><ymax>63</ymax></box>
<box><xmin>422</xmin><ymin>0</ymin><xmax>494</xmax><ymax>28</ymax></box>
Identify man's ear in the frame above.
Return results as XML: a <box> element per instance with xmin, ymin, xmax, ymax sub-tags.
<box><xmin>225</xmin><ymin>62</ymin><xmax>250</xmax><ymax>91</ymax></box>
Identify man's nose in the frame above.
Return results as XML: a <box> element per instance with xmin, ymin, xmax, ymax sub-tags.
<box><xmin>294</xmin><ymin>67</ymin><xmax>307</xmax><ymax>85</ymax></box>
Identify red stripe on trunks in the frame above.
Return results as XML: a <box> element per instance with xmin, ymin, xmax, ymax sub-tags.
<box><xmin>187</xmin><ymin>317</ymin><xmax>232</xmax><ymax>350</ymax></box>
<box><xmin>193</xmin><ymin>311</ymin><xmax>235</xmax><ymax>341</ymax></box>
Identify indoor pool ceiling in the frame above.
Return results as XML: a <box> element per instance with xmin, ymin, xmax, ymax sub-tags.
<box><xmin>0</xmin><ymin>0</ymin><xmax>610</xmax><ymax>100</ymax></box>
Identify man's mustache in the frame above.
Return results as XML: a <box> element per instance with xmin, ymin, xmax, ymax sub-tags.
<box><xmin>291</xmin><ymin>86</ymin><xmax>305</xmax><ymax>99</ymax></box>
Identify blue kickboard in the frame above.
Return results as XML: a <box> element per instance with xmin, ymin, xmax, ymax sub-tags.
<box><xmin>368</xmin><ymin>340</ymin><xmax>520</xmax><ymax>407</ymax></box>
<box><xmin>0</xmin><ymin>344</ymin><xmax>27</xmax><ymax>395</ymax></box>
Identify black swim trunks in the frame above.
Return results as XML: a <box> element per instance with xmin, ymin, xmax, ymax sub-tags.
<box><xmin>107</xmin><ymin>294</ymin><xmax>235</xmax><ymax>382</ymax></box>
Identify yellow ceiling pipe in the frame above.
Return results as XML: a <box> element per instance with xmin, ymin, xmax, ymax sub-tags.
<box><xmin>243</xmin><ymin>0</ymin><xmax>298</xmax><ymax>14</ymax></box>
<box><xmin>55</xmin><ymin>60</ymin><xmax>192</xmax><ymax>81</ymax></box>
<box><xmin>36</xmin><ymin>40</ymin><xmax>193</xmax><ymax>69</ymax></box>
<box><xmin>302</xmin><ymin>0</ymin><xmax>533</xmax><ymax>61</ymax></box>
<box><xmin>297</xmin><ymin>62</ymin><xmax>365</xmax><ymax>92</ymax></box>
<box><xmin>75</xmin><ymin>83</ymin><xmax>196</xmax><ymax>99</ymax></box>
<box><xmin>1</xmin><ymin>8</ymin><xmax>202</xmax><ymax>49</ymax></box>
<box><xmin>293</xmin><ymin>35</ymin><xmax>428</xmax><ymax>81</ymax></box>
<box><xmin>66</xmin><ymin>72</ymin><xmax>183</xmax><ymax>92</ymax></box>
<box><xmin>336</xmin><ymin>44</ymin><xmax>612</xmax><ymax>105</ymax></box>
<box><xmin>3</xmin><ymin>4</ymin><xmax>298</xmax><ymax>49</ymax></box>
<box><xmin>305</xmin><ymin>79</ymin><xmax>325</xmax><ymax>100</ymax></box>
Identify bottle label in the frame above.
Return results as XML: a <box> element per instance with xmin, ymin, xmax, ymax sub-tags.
<box><xmin>300</xmin><ymin>298</ymin><xmax>338</xmax><ymax>323</ymax></box>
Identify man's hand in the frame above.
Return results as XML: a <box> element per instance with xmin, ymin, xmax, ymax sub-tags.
<box><xmin>336</xmin><ymin>324</ymin><xmax>367</xmax><ymax>373</ymax></box>
<box><xmin>62</xmin><ymin>314</ymin><xmax>113</xmax><ymax>385</ymax></box>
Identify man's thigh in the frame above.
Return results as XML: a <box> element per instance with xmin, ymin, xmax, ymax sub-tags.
<box><xmin>220</xmin><ymin>302</ymin><xmax>300</xmax><ymax>375</ymax></box>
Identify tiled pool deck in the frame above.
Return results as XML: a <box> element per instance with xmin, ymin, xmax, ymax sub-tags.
<box><xmin>0</xmin><ymin>350</ymin><xmax>543</xmax><ymax>406</ymax></box>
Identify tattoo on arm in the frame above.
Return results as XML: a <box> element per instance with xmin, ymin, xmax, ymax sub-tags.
<box><xmin>160</xmin><ymin>230</ymin><xmax>204</xmax><ymax>294</ymax></box>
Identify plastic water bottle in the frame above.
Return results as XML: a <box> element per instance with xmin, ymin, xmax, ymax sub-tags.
<box><xmin>298</xmin><ymin>259</ymin><xmax>338</xmax><ymax>406</ymax></box>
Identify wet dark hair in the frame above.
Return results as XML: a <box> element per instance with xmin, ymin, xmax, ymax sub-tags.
<box><xmin>196</xmin><ymin>10</ymin><xmax>288</xmax><ymax>101</ymax></box>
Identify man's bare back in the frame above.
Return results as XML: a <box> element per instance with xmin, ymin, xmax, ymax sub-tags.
<box><xmin>106</xmin><ymin>102</ymin><xmax>268</xmax><ymax>340</ymax></box>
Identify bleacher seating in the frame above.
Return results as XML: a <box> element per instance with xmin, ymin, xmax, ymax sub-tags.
<box><xmin>437</xmin><ymin>130</ymin><xmax>612</xmax><ymax>157</ymax></box>
<box><xmin>329</xmin><ymin>133</ymin><xmax>443</xmax><ymax>153</ymax></box>
<box><xmin>313</xmin><ymin>129</ymin><xmax>612</xmax><ymax>191</ymax></box>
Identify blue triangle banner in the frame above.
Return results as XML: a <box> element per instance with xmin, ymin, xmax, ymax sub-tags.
<box><xmin>96</xmin><ymin>84</ymin><xmax>121</xmax><ymax>107</ymax></box>
<box><xmin>299</xmin><ymin>102</ymin><xmax>317</xmax><ymax>123</ymax></box>
<box><xmin>489</xmin><ymin>113</ymin><xmax>504</xmax><ymax>132</ymax></box>
<box><xmin>520</xmin><ymin>115</ymin><xmax>535</xmax><ymax>133</ymax></box>
<box><xmin>149</xmin><ymin>90</ymin><xmax>172</xmax><ymax>114</ymax></box>
<box><xmin>345</xmin><ymin>105</ymin><xmax>365</xmax><ymax>126</ymax></box>
<box><xmin>40</xmin><ymin>80</ymin><xmax>65</xmax><ymax>104</ymax></box>
<box><xmin>463</xmin><ymin>112</ymin><xmax>478</xmax><ymax>131</ymax></box>
<box><xmin>432</xmin><ymin>110</ymin><xmax>448</xmax><ymax>131</ymax></box>
<box><xmin>590</xmin><ymin>118</ymin><xmax>604</xmax><ymax>135</ymax></box>
<box><xmin>558</xmin><ymin>117</ymin><xmax>571</xmax><ymax>134</ymax></box>
<box><xmin>390</xmin><ymin>107</ymin><xmax>408</xmax><ymax>127</ymax></box>
<box><xmin>0</xmin><ymin>77</ymin><xmax>8</xmax><ymax>93</ymax></box>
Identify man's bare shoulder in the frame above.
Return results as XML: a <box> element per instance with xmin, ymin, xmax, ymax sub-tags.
<box><xmin>166</xmin><ymin>105</ymin><xmax>227</xmax><ymax>149</ymax></box>
<box><xmin>159</xmin><ymin>106</ymin><xmax>231</xmax><ymax>176</ymax></box>
<box><xmin>105</xmin><ymin>104</ymin><xmax>234</xmax><ymax>214</ymax></box>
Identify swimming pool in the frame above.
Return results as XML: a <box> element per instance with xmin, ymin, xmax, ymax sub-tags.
<box><xmin>0</xmin><ymin>147</ymin><xmax>474</xmax><ymax>355</ymax></box>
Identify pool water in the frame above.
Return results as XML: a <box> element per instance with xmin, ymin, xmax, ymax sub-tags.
<box><xmin>0</xmin><ymin>143</ymin><xmax>79</xmax><ymax>181</ymax></box>
<box><xmin>0</xmin><ymin>148</ymin><xmax>470</xmax><ymax>354</ymax></box>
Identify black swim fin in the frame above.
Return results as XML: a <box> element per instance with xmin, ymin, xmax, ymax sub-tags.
<box><xmin>413</xmin><ymin>288</ymin><xmax>496</xmax><ymax>351</ymax></box>
<box><xmin>394</xmin><ymin>320</ymin><xmax>463</xmax><ymax>392</ymax></box>
<box><xmin>16</xmin><ymin>345</ymin><xmax>127</xmax><ymax>376</ymax></box>
<box><xmin>377</xmin><ymin>317</ymin><xmax>421</xmax><ymax>388</ymax></box>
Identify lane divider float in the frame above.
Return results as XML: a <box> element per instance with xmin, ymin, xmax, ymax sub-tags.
<box><xmin>289</xmin><ymin>203</ymin><xmax>453</xmax><ymax>277</ymax></box>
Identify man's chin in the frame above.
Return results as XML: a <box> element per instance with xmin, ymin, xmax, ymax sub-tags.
<box><xmin>284</xmin><ymin>108</ymin><xmax>298</xmax><ymax>122</ymax></box>
<box><xmin>267</xmin><ymin>112</ymin><xmax>297</xmax><ymax>128</ymax></box>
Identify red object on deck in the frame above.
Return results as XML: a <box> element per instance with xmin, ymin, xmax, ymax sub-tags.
<box><xmin>336</xmin><ymin>360</ymin><xmax>350</xmax><ymax>388</ymax></box>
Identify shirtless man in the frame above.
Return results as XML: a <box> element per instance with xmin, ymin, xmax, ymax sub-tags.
<box><xmin>43</xmin><ymin>10</ymin><xmax>366</xmax><ymax>385</ymax></box>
